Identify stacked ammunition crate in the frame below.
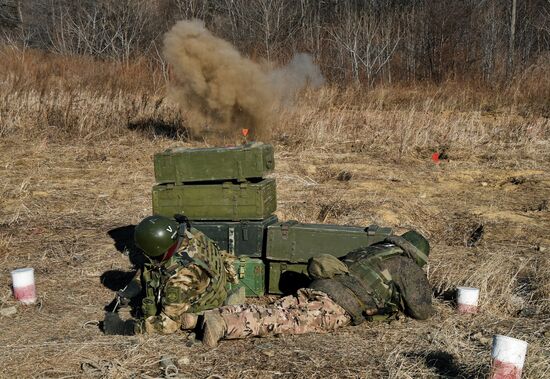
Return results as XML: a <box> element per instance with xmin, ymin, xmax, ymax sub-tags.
<box><xmin>151</xmin><ymin>143</ymin><xmax>397</xmax><ymax>297</ymax></box>
<box><xmin>152</xmin><ymin>143</ymin><xmax>278</xmax><ymax>297</ymax></box>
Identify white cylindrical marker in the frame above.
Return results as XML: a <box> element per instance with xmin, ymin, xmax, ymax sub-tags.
<box><xmin>11</xmin><ymin>268</ymin><xmax>37</xmax><ymax>304</ymax></box>
<box><xmin>456</xmin><ymin>286</ymin><xmax>479</xmax><ymax>314</ymax></box>
<box><xmin>490</xmin><ymin>335</ymin><xmax>528</xmax><ymax>379</ymax></box>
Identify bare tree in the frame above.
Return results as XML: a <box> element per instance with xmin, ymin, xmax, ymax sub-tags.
<box><xmin>328</xmin><ymin>6</ymin><xmax>400</xmax><ymax>86</ymax></box>
<box><xmin>45</xmin><ymin>0</ymin><xmax>159</xmax><ymax>62</ymax></box>
<box><xmin>508</xmin><ymin>0</ymin><xmax>517</xmax><ymax>77</ymax></box>
<box><xmin>1</xmin><ymin>0</ymin><xmax>549</xmax><ymax>86</ymax></box>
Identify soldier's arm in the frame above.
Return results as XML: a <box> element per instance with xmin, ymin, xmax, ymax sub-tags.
<box><xmin>116</xmin><ymin>270</ymin><xmax>142</xmax><ymax>306</ymax></box>
<box><xmin>143</xmin><ymin>264</ymin><xmax>210</xmax><ymax>334</ymax></box>
<box><xmin>390</xmin><ymin>257</ymin><xmax>435</xmax><ymax>320</ymax></box>
<box><xmin>220</xmin><ymin>251</ymin><xmax>239</xmax><ymax>284</ymax></box>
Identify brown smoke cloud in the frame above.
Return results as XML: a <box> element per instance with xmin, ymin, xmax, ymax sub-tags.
<box><xmin>163</xmin><ymin>20</ymin><xmax>324</xmax><ymax>141</ymax></box>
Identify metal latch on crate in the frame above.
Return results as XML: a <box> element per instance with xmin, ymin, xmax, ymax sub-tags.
<box><xmin>241</xmin><ymin>221</ymin><xmax>249</xmax><ymax>241</ymax></box>
<box><xmin>238</xmin><ymin>257</ymin><xmax>247</xmax><ymax>279</ymax></box>
<box><xmin>365</xmin><ymin>224</ymin><xmax>393</xmax><ymax>236</ymax></box>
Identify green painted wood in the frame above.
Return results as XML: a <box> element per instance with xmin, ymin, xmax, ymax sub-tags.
<box><xmin>154</xmin><ymin>142</ymin><xmax>274</xmax><ymax>184</ymax></box>
<box><xmin>267</xmin><ymin>262</ymin><xmax>309</xmax><ymax>295</ymax></box>
<box><xmin>266</xmin><ymin>222</ymin><xmax>393</xmax><ymax>263</ymax></box>
<box><xmin>228</xmin><ymin>257</ymin><xmax>265</xmax><ymax>297</ymax></box>
<box><xmin>152</xmin><ymin>179</ymin><xmax>277</xmax><ymax>220</ymax></box>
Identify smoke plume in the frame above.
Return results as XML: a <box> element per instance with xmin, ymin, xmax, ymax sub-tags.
<box><xmin>163</xmin><ymin>20</ymin><xmax>324</xmax><ymax>140</ymax></box>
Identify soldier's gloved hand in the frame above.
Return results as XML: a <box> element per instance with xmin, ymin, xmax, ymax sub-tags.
<box><xmin>117</xmin><ymin>280</ymin><xmax>141</xmax><ymax>301</ymax></box>
<box><xmin>103</xmin><ymin>312</ymin><xmax>139</xmax><ymax>336</ymax></box>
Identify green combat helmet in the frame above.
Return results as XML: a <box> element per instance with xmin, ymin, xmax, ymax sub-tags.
<box><xmin>387</xmin><ymin>230</ymin><xmax>430</xmax><ymax>267</ymax></box>
<box><xmin>134</xmin><ymin>215</ymin><xmax>180</xmax><ymax>258</ymax></box>
<box><xmin>401</xmin><ymin>231</ymin><xmax>429</xmax><ymax>256</ymax></box>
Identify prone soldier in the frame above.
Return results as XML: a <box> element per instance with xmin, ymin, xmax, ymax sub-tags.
<box><xmin>184</xmin><ymin>230</ymin><xmax>434</xmax><ymax>346</ymax></box>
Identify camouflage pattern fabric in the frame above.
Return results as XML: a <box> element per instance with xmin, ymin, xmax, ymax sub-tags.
<box><xmin>144</xmin><ymin>263</ymin><xmax>210</xmax><ymax>334</ymax></box>
<box><xmin>204</xmin><ymin>288</ymin><xmax>351</xmax><ymax>340</ymax></box>
<box><xmin>222</xmin><ymin>253</ymin><xmax>238</xmax><ymax>284</ymax></box>
<box><xmin>378</xmin><ymin>256</ymin><xmax>434</xmax><ymax>320</ymax></box>
<box><xmin>312</xmin><ymin>245</ymin><xmax>434</xmax><ymax>321</ymax></box>
<box><xmin>143</xmin><ymin>230</ymin><xmax>238</xmax><ymax>335</ymax></box>
<box><xmin>308</xmin><ymin>254</ymin><xmax>349</xmax><ymax>279</ymax></box>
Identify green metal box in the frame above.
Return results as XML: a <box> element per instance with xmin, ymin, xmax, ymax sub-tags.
<box><xmin>152</xmin><ymin>179</ymin><xmax>277</xmax><ymax>220</ymax></box>
<box><xmin>268</xmin><ymin>262</ymin><xmax>310</xmax><ymax>295</ymax></box>
<box><xmin>228</xmin><ymin>257</ymin><xmax>265</xmax><ymax>297</ymax></box>
<box><xmin>154</xmin><ymin>143</ymin><xmax>275</xmax><ymax>184</ymax></box>
<box><xmin>191</xmin><ymin>215</ymin><xmax>278</xmax><ymax>257</ymax></box>
<box><xmin>266</xmin><ymin>221</ymin><xmax>393</xmax><ymax>263</ymax></box>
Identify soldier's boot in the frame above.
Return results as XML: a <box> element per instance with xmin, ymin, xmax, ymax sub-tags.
<box><xmin>201</xmin><ymin>313</ymin><xmax>227</xmax><ymax>347</ymax></box>
<box><xmin>180</xmin><ymin>313</ymin><xmax>199</xmax><ymax>330</ymax></box>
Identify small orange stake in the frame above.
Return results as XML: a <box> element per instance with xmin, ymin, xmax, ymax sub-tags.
<box><xmin>242</xmin><ymin>128</ymin><xmax>249</xmax><ymax>137</ymax></box>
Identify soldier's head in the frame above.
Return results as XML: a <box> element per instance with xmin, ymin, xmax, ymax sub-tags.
<box><xmin>401</xmin><ymin>230</ymin><xmax>430</xmax><ymax>266</ymax></box>
<box><xmin>134</xmin><ymin>215</ymin><xmax>181</xmax><ymax>261</ymax></box>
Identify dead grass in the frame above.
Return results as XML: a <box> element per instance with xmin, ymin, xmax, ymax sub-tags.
<box><xmin>0</xmin><ymin>50</ymin><xmax>548</xmax><ymax>378</ymax></box>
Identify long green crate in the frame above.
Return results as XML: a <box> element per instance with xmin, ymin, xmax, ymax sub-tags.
<box><xmin>154</xmin><ymin>143</ymin><xmax>274</xmax><ymax>184</ymax></box>
<box><xmin>266</xmin><ymin>221</ymin><xmax>393</xmax><ymax>263</ymax></box>
<box><xmin>152</xmin><ymin>179</ymin><xmax>277</xmax><ymax>220</ymax></box>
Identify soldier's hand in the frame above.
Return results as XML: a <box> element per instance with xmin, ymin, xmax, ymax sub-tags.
<box><xmin>117</xmin><ymin>280</ymin><xmax>141</xmax><ymax>301</ymax></box>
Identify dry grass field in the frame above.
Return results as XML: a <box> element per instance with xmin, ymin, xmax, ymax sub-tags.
<box><xmin>0</xmin><ymin>51</ymin><xmax>549</xmax><ymax>378</ymax></box>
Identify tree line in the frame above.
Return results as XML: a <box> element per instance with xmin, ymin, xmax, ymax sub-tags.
<box><xmin>1</xmin><ymin>0</ymin><xmax>549</xmax><ymax>86</ymax></box>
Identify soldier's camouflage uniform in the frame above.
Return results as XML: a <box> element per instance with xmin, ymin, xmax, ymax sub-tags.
<box><xmin>198</xmin><ymin>239</ymin><xmax>433</xmax><ymax>341</ymax></box>
<box><xmin>203</xmin><ymin>288</ymin><xmax>351</xmax><ymax>339</ymax></box>
<box><xmin>142</xmin><ymin>229</ymin><xmax>238</xmax><ymax>334</ymax></box>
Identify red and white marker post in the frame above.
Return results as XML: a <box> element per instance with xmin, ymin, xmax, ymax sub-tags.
<box><xmin>490</xmin><ymin>335</ymin><xmax>528</xmax><ymax>379</ymax></box>
<box><xmin>456</xmin><ymin>287</ymin><xmax>480</xmax><ymax>314</ymax></box>
<box><xmin>11</xmin><ymin>268</ymin><xmax>37</xmax><ymax>304</ymax></box>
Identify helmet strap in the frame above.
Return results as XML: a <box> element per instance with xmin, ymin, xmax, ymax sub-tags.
<box><xmin>161</xmin><ymin>221</ymin><xmax>188</xmax><ymax>261</ymax></box>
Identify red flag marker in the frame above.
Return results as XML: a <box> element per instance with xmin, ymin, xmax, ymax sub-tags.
<box><xmin>432</xmin><ymin>152</ymin><xmax>440</xmax><ymax>164</ymax></box>
<box><xmin>242</xmin><ymin>129</ymin><xmax>249</xmax><ymax>137</ymax></box>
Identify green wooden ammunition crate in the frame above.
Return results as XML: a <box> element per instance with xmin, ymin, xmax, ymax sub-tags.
<box><xmin>154</xmin><ymin>143</ymin><xmax>275</xmax><ymax>184</ymax></box>
<box><xmin>152</xmin><ymin>179</ymin><xmax>277</xmax><ymax>220</ymax></box>
<box><xmin>268</xmin><ymin>262</ymin><xmax>310</xmax><ymax>295</ymax></box>
<box><xmin>191</xmin><ymin>215</ymin><xmax>278</xmax><ymax>257</ymax></box>
<box><xmin>228</xmin><ymin>257</ymin><xmax>265</xmax><ymax>297</ymax></box>
<box><xmin>266</xmin><ymin>221</ymin><xmax>393</xmax><ymax>263</ymax></box>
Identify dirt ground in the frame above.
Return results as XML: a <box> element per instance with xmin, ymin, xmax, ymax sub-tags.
<box><xmin>0</xmin><ymin>124</ymin><xmax>549</xmax><ymax>378</ymax></box>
